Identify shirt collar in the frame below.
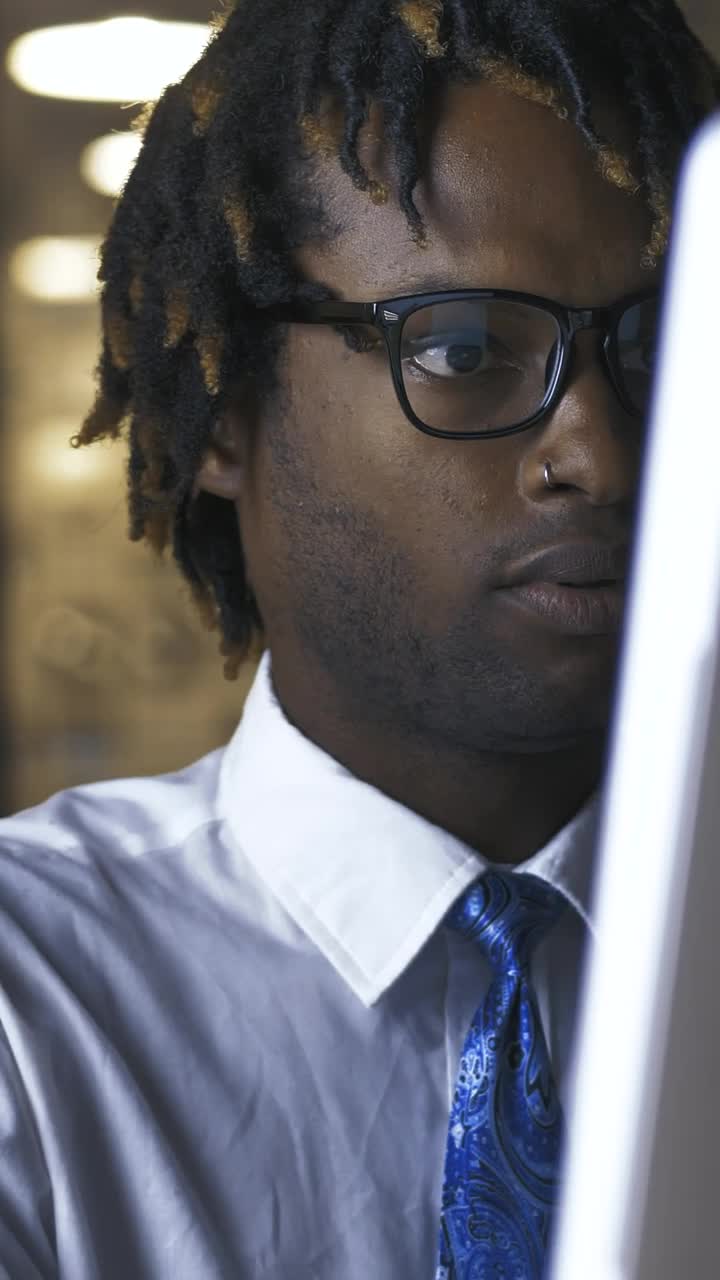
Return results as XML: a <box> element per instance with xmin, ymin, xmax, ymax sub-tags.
<box><xmin>219</xmin><ymin>651</ymin><xmax>601</xmax><ymax>1008</ymax></box>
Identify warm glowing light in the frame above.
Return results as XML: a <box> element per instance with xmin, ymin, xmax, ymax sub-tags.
<box><xmin>6</xmin><ymin>18</ymin><xmax>210</xmax><ymax>103</ymax></box>
<box><xmin>9</xmin><ymin>236</ymin><xmax>103</xmax><ymax>303</ymax></box>
<box><xmin>24</xmin><ymin>419</ymin><xmax>121</xmax><ymax>492</ymax></box>
<box><xmin>81</xmin><ymin>132</ymin><xmax>143</xmax><ymax>198</ymax></box>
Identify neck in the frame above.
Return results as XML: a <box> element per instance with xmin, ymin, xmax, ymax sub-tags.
<box><xmin>269</xmin><ymin>653</ymin><xmax>608</xmax><ymax>865</ymax></box>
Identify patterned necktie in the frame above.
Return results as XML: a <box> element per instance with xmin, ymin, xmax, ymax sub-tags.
<box><xmin>435</xmin><ymin>870</ymin><xmax>569</xmax><ymax>1280</ymax></box>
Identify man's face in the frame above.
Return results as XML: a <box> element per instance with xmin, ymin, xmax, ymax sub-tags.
<box><xmin>227</xmin><ymin>80</ymin><xmax>659</xmax><ymax>754</ymax></box>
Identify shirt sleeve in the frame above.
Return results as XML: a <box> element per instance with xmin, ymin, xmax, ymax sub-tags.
<box><xmin>0</xmin><ymin>1020</ymin><xmax>57</xmax><ymax>1279</ymax></box>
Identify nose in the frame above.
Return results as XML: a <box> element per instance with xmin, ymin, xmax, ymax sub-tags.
<box><xmin>521</xmin><ymin>330</ymin><xmax>645</xmax><ymax>508</ymax></box>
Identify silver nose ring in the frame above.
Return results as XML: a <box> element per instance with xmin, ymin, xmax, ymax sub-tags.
<box><xmin>544</xmin><ymin>461</ymin><xmax>556</xmax><ymax>489</ymax></box>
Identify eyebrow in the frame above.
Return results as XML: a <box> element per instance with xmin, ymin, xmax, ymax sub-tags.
<box><xmin>379</xmin><ymin>272</ymin><xmax>663</xmax><ymax>305</ymax></box>
<box><xmin>381</xmin><ymin>272</ymin><xmax>471</xmax><ymax>298</ymax></box>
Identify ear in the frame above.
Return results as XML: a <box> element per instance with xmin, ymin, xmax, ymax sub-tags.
<box><xmin>193</xmin><ymin>406</ymin><xmax>247</xmax><ymax>502</ymax></box>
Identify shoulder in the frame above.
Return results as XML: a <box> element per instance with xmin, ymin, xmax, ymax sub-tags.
<box><xmin>0</xmin><ymin>743</ymin><xmax>237</xmax><ymax>1012</ymax></box>
<box><xmin>0</xmin><ymin>745</ymin><xmax>226</xmax><ymax>869</ymax></box>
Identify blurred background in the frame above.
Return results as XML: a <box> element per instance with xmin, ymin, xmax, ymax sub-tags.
<box><xmin>0</xmin><ymin>1</ymin><xmax>718</xmax><ymax>815</ymax></box>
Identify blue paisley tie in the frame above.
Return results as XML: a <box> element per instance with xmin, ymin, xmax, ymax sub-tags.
<box><xmin>435</xmin><ymin>870</ymin><xmax>569</xmax><ymax>1280</ymax></box>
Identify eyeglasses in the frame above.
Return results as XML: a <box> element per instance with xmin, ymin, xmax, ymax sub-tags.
<box><xmin>265</xmin><ymin>286</ymin><xmax>661</xmax><ymax>440</ymax></box>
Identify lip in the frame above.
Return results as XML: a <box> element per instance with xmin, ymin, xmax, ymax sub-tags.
<box><xmin>500</xmin><ymin>541</ymin><xmax>630</xmax><ymax>636</ymax></box>
<box><xmin>504</xmin><ymin>541</ymin><xmax>630</xmax><ymax>589</ymax></box>
<box><xmin>503</xmin><ymin>580</ymin><xmax>626</xmax><ymax>635</ymax></box>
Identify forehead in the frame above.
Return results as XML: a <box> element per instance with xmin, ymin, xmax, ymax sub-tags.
<box><xmin>294</xmin><ymin>79</ymin><xmax>657</xmax><ymax>305</ymax></box>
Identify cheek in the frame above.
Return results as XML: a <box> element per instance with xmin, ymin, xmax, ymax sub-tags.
<box><xmin>275</xmin><ymin>330</ymin><xmax>521</xmax><ymax>583</ymax></box>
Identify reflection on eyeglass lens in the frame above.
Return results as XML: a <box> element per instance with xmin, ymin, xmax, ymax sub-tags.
<box><xmin>400</xmin><ymin>299</ymin><xmax>561</xmax><ymax>433</ymax></box>
<box><xmin>398</xmin><ymin>297</ymin><xmax>657</xmax><ymax>432</ymax></box>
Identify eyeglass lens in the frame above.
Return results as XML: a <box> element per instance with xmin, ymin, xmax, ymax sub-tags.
<box><xmin>399</xmin><ymin>296</ymin><xmax>658</xmax><ymax>433</ymax></box>
<box><xmin>615</xmin><ymin>298</ymin><xmax>659</xmax><ymax>415</ymax></box>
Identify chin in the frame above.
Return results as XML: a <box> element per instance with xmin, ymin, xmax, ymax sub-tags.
<box><xmin>417</xmin><ymin>642</ymin><xmax>620</xmax><ymax>754</ymax></box>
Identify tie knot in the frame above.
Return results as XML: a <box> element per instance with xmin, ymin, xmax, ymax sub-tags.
<box><xmin>445</xmin><ymin>870</ymin><xmax>568</xmax><ymax>975</ymax></box>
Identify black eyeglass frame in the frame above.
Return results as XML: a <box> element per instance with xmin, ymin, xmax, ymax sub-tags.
<box><xmin>265</xmin><ymin>285</ymin><xmax>661</xmax><ymax>440</ymax></box>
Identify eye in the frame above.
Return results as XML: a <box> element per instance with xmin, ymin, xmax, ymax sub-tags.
<box><xmin>404</xmin><ymin>331</ymin><xmax>521</xmax><ymax>380</ymax></box>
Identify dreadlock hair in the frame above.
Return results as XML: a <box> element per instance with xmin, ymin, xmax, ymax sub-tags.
<box><xmin>72</xmin><ymin>0</ymin><xmax>720</xmax><ymax>680</ymax></box>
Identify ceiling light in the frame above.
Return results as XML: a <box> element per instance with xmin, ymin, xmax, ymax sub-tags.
<box><xmin>9</xmin><ymin>237</ymin><xmax>103</xmax><ymax>303</ymax></box>
<box><xmin>81</xmin><ymin>132</ymin><xmax>143</xmax><ymax>198</ymax></box>
<box><xmin>6</xmin><ymin>17</ymin><xmax>210</xmax><ymax>104</ymax></box>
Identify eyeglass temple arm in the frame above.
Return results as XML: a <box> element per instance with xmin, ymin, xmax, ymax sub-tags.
<box><xmin>265</xmin><ymin>291</ymin><xmax>657</xmax><ymax>330</ymax></box>
<box><xmin>264</xmin><ymin>300</ymin><xmax>378</xmax><ymax>326</ymax></box>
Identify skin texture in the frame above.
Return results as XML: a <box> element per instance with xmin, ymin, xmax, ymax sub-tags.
<box><xmin>195</xmin><ymin>79</ymin><xmax>659</xmax><ymax>863</ymax></box>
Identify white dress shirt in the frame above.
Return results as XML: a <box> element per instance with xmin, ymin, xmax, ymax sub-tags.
<box><xmin>0</xmin><ymin>650</ymin><xmax>600</xmax><ymax>1279</ymax></box>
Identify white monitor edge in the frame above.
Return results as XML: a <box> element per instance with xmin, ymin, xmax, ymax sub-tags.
<box><xmin>549</xmin><ymin>113</ymin><xmax>720</xmax><ymax>1280</ymax></box>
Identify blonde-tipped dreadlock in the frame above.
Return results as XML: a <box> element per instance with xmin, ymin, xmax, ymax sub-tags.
<box><xmin>399</xmin><ymin>0</ymin><xmax>446</xmax><ymax>60</ymax></box>
<box><xmin>298</xmin><ymin>110</ymin><xmax>345</xmax><ymax>160</ymax></box>
<box><xmin>223</xmin><ymin>197</ymin><xmax>254</xmax><ymax>261</ymax></box>
<box><xmin>596</xmin><ymin>145</ymin><xmax>642</xmax><ymax>196</ymax></box>
<box><xmin>128</xmin><ymin>99</ymin><xmax>157</xmax><ymax>140</ymax></box>
<box><xmin>299</xmin><ymin>110</ymin><xmax>391</xmax><ymax>205</ymax></box>
<box><xmin>191</xmin><ymin>81</ymin><xmax>225</xmax><ymax>138</ymax></box>
<box><xmin>164</xmin><ymin>288</ymin><xmax>191</xmax><ymax>350</ymax></box>
<box><xmin>477</xmin><ymin>56</ymin><xmax>656</xmax><ymax>243</ymax></box>
<box><xmin>209</xmin><ymin>2</ymin><xmax>236</xmax><ymax>36</ymax></box>
<box><xmin>196</xmin><ymin>332</ymin><xmax>224</xmax><ymax>398</ymax></box>
<box><xmin>106</xmin><ymin>309</ymin><xmax>133</xmax><ymax>372</ymax></box>
<box><xmin>643</xmin><ymin>193</ymin><xmax>673</xmax><ymax>270</ymax></box>
<box><xmin>478</xmin><ymin>56</ymin><xmax>569</xmax><ymax>122</ymax></box>
<box><xmin>72</xmin><ymin>0</ymin><xmax>719</xmax><ymax>679</ymax></box>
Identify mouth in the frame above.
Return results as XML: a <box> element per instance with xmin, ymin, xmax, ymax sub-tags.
<box><xmin>501</xmin><ymin>542</ymin><xmax>630</xmax><ymax>635</ymax></box>
<box><xmin>503</xmin><ymin>580</ymin><xmax>626</xmax><ymax>635</ymax></box>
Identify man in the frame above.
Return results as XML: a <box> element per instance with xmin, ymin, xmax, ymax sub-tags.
<box><xmin>1</xmin><ymin>2</ymin><xmax>717</xmax><ymax>1277</ymax></box>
